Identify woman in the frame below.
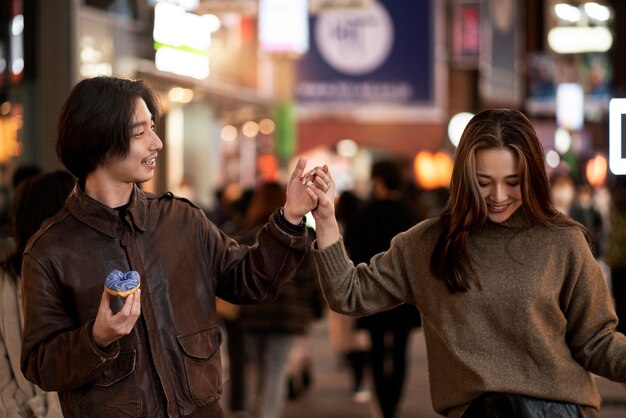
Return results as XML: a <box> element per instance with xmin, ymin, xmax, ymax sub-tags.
<box><xmin>306</xmin><ymin>109</ymin><xmax>626</xmax><ymax>417</ymax></box>
<box><xmin>0</xmin><ymin>171</ymin><xmax>75</xmax><ymax>417</ymax></box>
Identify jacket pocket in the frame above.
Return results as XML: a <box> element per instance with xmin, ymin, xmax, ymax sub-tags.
<box><xmin>177</xmin><ymin>327</ymin><xmax>223</xmax><ymax>402</ymax></box>
<box><xmin>80</xmin><ymin>350</ymin><xmax>141</xmax><ymax>417</ymax></box>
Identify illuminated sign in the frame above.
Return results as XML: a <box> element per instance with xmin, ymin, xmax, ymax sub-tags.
<box><xmin>153</xmin><ymin>2</ymin><xmax>220</xmax><ymax>79</ymax></box>
<box><xmin>609</xmin><ymin>98</ymin><xmax>626</xmax><ymax>175</ymax></box>
<box><xmin>259</xmin><ymin>0</ymin><xmax>309</xmax><ymax>55</ymax></box>
<box><xmin>556</xmin><ymin>83</ymin><xmax>584</xmax><ymax>131</ymax></box>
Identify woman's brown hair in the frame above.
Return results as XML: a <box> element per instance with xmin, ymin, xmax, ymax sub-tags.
<box><xmin>430</xmin><ymin>109</ymin><xmax>585</xmax><ymax>293</ymax></box>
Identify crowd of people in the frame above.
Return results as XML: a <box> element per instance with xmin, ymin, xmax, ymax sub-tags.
<box><xmin>1</xmin><ymin>76</ymin><xmax>626</xmax><ymax>418</ymax></box>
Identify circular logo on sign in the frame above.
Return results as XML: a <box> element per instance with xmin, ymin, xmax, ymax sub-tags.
<box><xmin>315</xmin><ymin>2</ymin><xmax>394</xmax><ymax>76</ymax></box>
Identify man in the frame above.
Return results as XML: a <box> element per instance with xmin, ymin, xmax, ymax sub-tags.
<box><xmin>20</xmin><ymin>76</ymin><xmax>322</xmax><ymax>417</ymax></box>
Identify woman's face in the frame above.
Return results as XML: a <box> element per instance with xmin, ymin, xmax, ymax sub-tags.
<box><xmin>475</xmin><ymin>147</ymin><xmax>523</xmax><ymax>223</ymax></box>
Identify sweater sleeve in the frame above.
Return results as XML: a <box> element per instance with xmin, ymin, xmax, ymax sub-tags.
<box><xmin>313</xmin><ymin>232</ymin><xmax>416</xmax><ymax>317</ymax></box>
<box><xmin>562</xmin><ymin>229</ymin><xmax>626</xmax><ymax>382</ymax></box>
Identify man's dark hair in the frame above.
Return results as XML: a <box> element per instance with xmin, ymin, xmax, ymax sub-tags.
<box><xmin>56</xmin><ymin>76</ymin><xmax>160</xmax><ymax>180</ymax></box>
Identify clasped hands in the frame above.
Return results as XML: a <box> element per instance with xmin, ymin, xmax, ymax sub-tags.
<box><xmin>283</xmin><ymin>157</ymin><xmax>336</xmax><ymax>226</ymax></box>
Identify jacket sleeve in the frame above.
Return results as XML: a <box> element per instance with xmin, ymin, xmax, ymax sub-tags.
<box><xmin>20</xmin><ymin>255</ymin><xmax>120</xmax><ymax>392</ymax></box>
<box><xmin>211</xmin><ymin>209</ymin><xmax>308</xmax><ymax>304</ymax></box>
<box><xmin>563</xmin><ymin>230</ymin><xmax>626</xmax><ymax>382</ymax></box>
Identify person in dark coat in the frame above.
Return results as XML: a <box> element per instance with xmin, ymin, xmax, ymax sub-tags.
<box><xmin>344</xmin><ymin>161</ymin><xmax>421</xmax><ymax>418</ymax></box>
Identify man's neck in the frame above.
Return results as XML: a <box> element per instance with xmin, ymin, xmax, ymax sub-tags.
<box><xmin>85</xmin><ymin>172</ymin><xmax>134</xmax><ymax>208</ymax></box>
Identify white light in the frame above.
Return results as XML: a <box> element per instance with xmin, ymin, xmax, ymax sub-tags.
<box><xmin>584</xmin><ymin>2</ymin><xmax>611</xmax><ymax>22</ymax></box>
<box><xmin>242</xmin><ymin>121</ymin><xmax>260</xmax><ymax>138</ymax></box>
<box><xmin>556</xmin><ymin>83</ymin><xmax>584</xmax><ymax>131</ymax></box>
<box><xmin>11</xmin><ymin>15</ymin><xmax>24</xmax><ymax>36</ymax></box>
<box><xmin>554</xmin><ymin>3</ymin><xmax>581</xmax><ymax>23</ymax></box>
<box><xmin>203</xmin><ymin>14</ymin><xmax>222</xmax><ymax>33</ymax></box>
<box><xmin>336</xmin><ymin>139</ymin><xmax>359</xmax><ymax>158</ymax></box>
<box><xmin>609</xmin><ymin>98</ymin><xmax>626</xmax><ymax>175</ymax></box>
<box><xmin>554</xmin><ymin>127</ymin><xmax>572</xmax><ymax>154</ymax></box>
<box><xmin>154</xmin><ymin>2</ymin><xmax>186</xmax><ymax>46</ymax></box>
<box><xmin>221</xmin><ymin>125</ymin><xmax>238</xmax><ymax>142</ymax></box>
<box><xmin>259</xmin><ymin>0</ymin><xmax>309</xmax><ymax>55</ymax></box>
<box><xmin>80</xmin><ymin>46</ymin><xmax>102</xmax><ymax>63</ymax></box>
<box><xmin>186</xmin><ymin>13</ymin><xmax>212</xmax><ymax>51</ymax></box>
<box><xmin>79</xmin><ymin>62</ymin><xmax>113</xmax><ymax>77</ymax></box>
<box><xmin>259</xmin><ymin>118</ymin><xmax>275</xmax><ymax>135</ymax></box>
<box><xmin>548</xmin><ymin>26</ymin><xmax>613</xmax><ymax>54</ymax></box>
<box><xmin>448</xmin><ymin>112</ymin><xmax>474</xmax><ymax>148</ymax></box>
<box><xmin>155</xmin><ymin>47</ymin><xmax>209</xmax><ymax>80</ymax></box>
<box><xmin>154</xmin><ymin>3</ymin><xmax>212</xmax><ymax>50</ymax></box>
<box><xmin>168</xmin><ymin>87</ymin><xmax>194</xmax><ymax>103</ymax></box>
<box><xmin>11</xmin><ymin>58</ymin><xmax>24</xmax><ymax>75</ymax></box>
<box><xmin>546</xmin><ymin>150</ymin><xmax>561</xmax><ymax>168</ymax></box>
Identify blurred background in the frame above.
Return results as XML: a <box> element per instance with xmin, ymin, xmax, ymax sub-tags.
<box><xmin>0</xmin><ymin>0</ymin><xmax>624</xmax><ymax>214</ymax></box>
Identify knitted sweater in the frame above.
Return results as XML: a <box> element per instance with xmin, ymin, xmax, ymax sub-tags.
<box><xmin>313</xmin><ymin>209</ymin><xmax>626</xmax><ymax>417</ymax></box>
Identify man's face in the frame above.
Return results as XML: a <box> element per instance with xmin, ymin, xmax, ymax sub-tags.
<box><xmin>105</xmin><ymin>98</ymin><xmax>163</xmax><ymax>185</ymax></box>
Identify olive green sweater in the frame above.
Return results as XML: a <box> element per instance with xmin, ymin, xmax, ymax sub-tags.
<box><xmin>313</xmin><ymin>209</ymin><xmax>626</xmax><ymax>417</ymax></box>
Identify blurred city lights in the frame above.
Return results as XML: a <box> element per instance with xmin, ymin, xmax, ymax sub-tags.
<box><xmin>546</xmin><ymin>149</ymin><xmax>561</xmax><ymax>169</ymax></box>
<box><xmin>10</xmin><ymin>14</ymin><xmax>24</xmax><ymax>76</ymax></box>
<box><xmin>259</xmin><ymin>0</ymin><xmax>309</xmax><ymax>55</ymax></box>
<box><xmin>554</xmin><ymin>4</ymin><xmax>582</xmax><ymax>23</ymax></box>
<box><xmin>11</xmin><ymin>14</ymin><xmax>24</xmax><ymax>36</ymax></box>
<box><xmin>548</xmin><ymin>26</ymin><xmax>613</xmax><ymax>54</ymax></box>
<box><xmin>550</xmin><ymin>2</ymin><xmax>613</xmax><ymax>53</ymax></box>
<box><xmin>413</xmin><ymin>151</ymin><xmax>452</xmax><ymax>189</ymax></box>
<box><xmin>168</xmin><ymin>87</ymin><xmax>194</xmax><ymax>103</ymax></box>
<box><xmin>554</xmin><ymin>128</ymin><xmax>572</xmax><ymax>154</ymax></box>
<box><xmin>584</xmin><ymin>2</ymin><xmax>611</xmax><ymax>22</ymax></box>
<box><xmin>242</xmin><ymin>121</ymin><xmax>260</xmax><ymax>137</ymax></box>
<box><xmin>609</xmin><ymin>98</ymin><xmax>626</xmax><ymax>175</ymax></box>
<box><xmin>447</xmin><ymin>112</ymin><xmax>474</xmax><ymax>148</ymax></box>
<box><xmin>153</xmin><ymin>2</ymin><xmax>216</xmax><ymax>80</ymax></box>
<box><xmin>336</xmin><ymin>139</ymin><xmax>359</xmax><ymax>158</ymax></box>
<box><xmin>0</xmin><ymin>102</ymin><xmax>11</xmax><ymax>116</ymax></box>
<box><xmin>258</xmin><ymin>118</ymin><xmax>276</xmax><ymax>135</ymax></box>
<box><xmin>585</xmin><ymin>154</ymin><xmax>607</xmax><ymax>187</ymax></box>
<box><xmin>556</xmin><ymin>83</ymin><xmax>584</xmax><ymax>130</ymax></box>
<box><xmin>221</xmin><ymin>124</ymin><xmax>238</xmax><ymax>142</ymax></box>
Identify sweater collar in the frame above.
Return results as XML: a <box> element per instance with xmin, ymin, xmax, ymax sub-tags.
<box><xmin>66</xmin><ymin>184</ymin><xmax>148</xmax><ymax>237</ymax></box>
<box><xmin>483</xmin><ymin>207</ymin><xmax>533</xmax><ymax>231</ymax></box>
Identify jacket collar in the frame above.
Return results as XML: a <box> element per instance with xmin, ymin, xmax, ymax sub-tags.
<box><xmin>66</xmin><ymin>183</ymin><xmax>148</xmax><ymax>237</ymax></box>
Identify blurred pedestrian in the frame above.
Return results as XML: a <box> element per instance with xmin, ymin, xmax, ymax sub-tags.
<box><xmin>233</xmin><ymin>182</ymin><xmax>324</xmax><ymax>418</ymax></box>
<box><xmin>606</xmin><ymin>176</ymin><xmax>626</xmax><ymax>335</ymax></box>
<box><xmin>549</xmin><ymin>172</ymin><xmax>576</xmax><ymax>215</ymax></box>
<box><xmin>0</xmin><ymin>164</ymin><xmax>42</xmax><ymax>260</ymax></box>
<box><xmin>308</xmin><ymin>108</ymin><xmax>626</xmax><ymax>417</ymax></box>
<box><xmin>327</xmin><ymin>190</ymin><xmax>371</xmax><ymax>403</ymax></box>
<box><xmin>344</xmin><ymin>161</ymin><xmax>421</xmax><ymax>418</ymax></box>
<box><xmin>569</xmin><ymin>182</ymin><xmax>604</xmax><ymax>259</ymax></box>
<box><xmin>1</xmin><ymin>170</ymin><xmax>74</xmax><ymax>418</ymax></box>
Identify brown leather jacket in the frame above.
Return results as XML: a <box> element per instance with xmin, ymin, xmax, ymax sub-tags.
<box><xmin>20</xmin><ymin>185</ymin><xmax>307</xmax><ymax>417</ymax></box>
